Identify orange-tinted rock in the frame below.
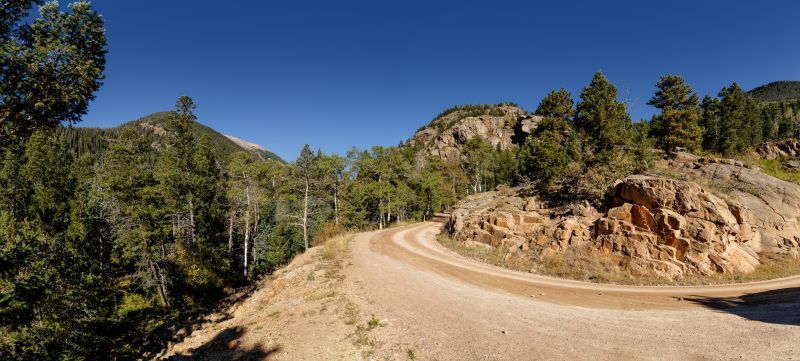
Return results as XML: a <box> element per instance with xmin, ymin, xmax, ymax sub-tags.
<box><xmin>607</xmin><ymin>203</ymin><xmax>634</xmax><ymax>223</ymax></box>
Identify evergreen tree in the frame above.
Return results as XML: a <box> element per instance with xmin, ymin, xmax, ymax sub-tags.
<box><xmin>101</xmin><ymin>128</ymin><xmax>173</xmax><ymax>309</ymax></box>
<box><xmin>0</xmin><ymin>1</ymin><xmax>106</xmax><ymax>147</ymax></box>
<box><xmin>534</xmin><ymin>88</ymin><xmax>575</xmax><ymax>121</ymax></box>
<box><xmin>699</xmin><ymin>95</ymin><xmax>721</xmax><ymax>151</ymax></box>
<box><xmin>152</xmin><ymin>97</ymin><xmax>230</xmax><ymax>299</ymax></box>
<box><xmin>700</xmin><ymin>83</ymin><xmax>761</xmax><ymax>156</ymax></box>
<box><xmin>574</xmin><ymin>71</ymin><xmax>633</xmax><ymax>152</ymax></box>
<box><xmin>518</xmin><ymin>129</ymin><xmax>570</xmax><ymax>186</ymax></box>
<box><xmin>571</xmin><ymin>71</ymin><xmax>640</xmax><ymax>200</ymax></box>
<box><xmin>519</xmin><ymin>88</ymin><xmax>576</xmax><ymax>186</ymax></box>
<box><xmin>647</xmin><ymin>75</ymin><xmax>703</xmax><ymax>154</ymax></box>
<box><xmin>1</xmin><ymin>131</ymin><xmax>114</xmax><ymax>359</ymax></box>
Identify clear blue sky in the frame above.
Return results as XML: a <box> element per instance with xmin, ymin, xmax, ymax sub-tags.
<box><xmin>76</xmin><ymin>0</ymin><xmax>799</xmax><ymax>161</ymax></box>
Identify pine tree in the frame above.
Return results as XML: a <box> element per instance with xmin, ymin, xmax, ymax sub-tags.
<box><xmin>574</xmin><ymin>71</ymin><xmax>633</xmax><ymax>152</ymax></box>
<box><xmin>519</xmin><ymin>88</ymin><xmax>576</xmax><ymax>185</ymax></box>
<box><xmin>647</xmin><ymin>75</ymin><xmax>703</xmax><ymax>154</ymax></box>
<box><xmin>1</xmin><ymin>131</ymin><xmax>115</xmax><ymax>358</ymax></box>
<box><xmin>535</xmin><ymin>88</ymin><xmax>575</xmax><ymax>121</ymax></box>
<box><xmin>518</xmin><ymin>129</ymin><xmax>570</xmax><ymax>186</ymax></box>
<box><xmin>701</xmin><ymin>83</ymin><xmax>761</xmax><ymax>156</ymax></box>
<box><xmin>101</xmin><ymin>128</ymin><xmax>172</xmax><ymax>309</ymax></box>
<box><xmin>0</xmin><ymin>2</ymin><xmax>106</xmax><ymax>147</ymax></box>
<box><xmin>699</xmin><ymin>95</ymin><xmax>721</xmax><ymax>151</ymax></box>
<box><xmin>572</xmin><ymin>71</ymin><xmax>639</xmax><ymax>200</ymax></box>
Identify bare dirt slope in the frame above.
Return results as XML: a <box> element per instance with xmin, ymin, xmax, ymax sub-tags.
<box><xmin>160</xmin><ymin>235</ymin><xmax>370</xmax><ymax>360</ymax></box>
<box><xmin>348</xmin><ymin>222</ymin><xmax>800</xmax><ymax>360</ymax></box>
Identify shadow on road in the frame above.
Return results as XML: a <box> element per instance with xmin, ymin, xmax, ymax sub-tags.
<box><xmin>683</xmin><ymin>287</ymin><xmax>800</xmax><ymax>326</ymax></box>
<box><xmin>167</xmin><ymin>326</ymin><xmax>281</xmax><ymax>360</ymax></box>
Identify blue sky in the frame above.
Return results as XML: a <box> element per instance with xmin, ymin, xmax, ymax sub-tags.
<box><xmin>74</xmin><ymin>0</ymin><xmax>799</xmax><ymax>161</ymax></box>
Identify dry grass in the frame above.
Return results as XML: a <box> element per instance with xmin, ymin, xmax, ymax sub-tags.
<box><xmin>438</xmin><ymin>234</ymin><xmax>537</xmax><ymax>273</ymax></box>
<box><xmin>680</xmin><ymin>252</ymin><xmax>800</xmax><ymax>285</ymax></box>
<box><xmin>304</xmin><ymin>289</ymin><xmax>336</xmax><ymax>301</ymax></box>
<box><xmin>439</xmin><ymin>233</ymin><xmax>800</xmax><ymax>286</ymax></box>
<box><xmin>316</xmin><ymin>232</ymin><xmax>384</xmax><ymax>356</ymax></box>
<box><xmin>320</xmin><ymin>233</ymin><xmax>353</xmax><ymax>263</ymax></box>
<box><xmin>752</xmin><ymin>157</ymin><xmax>800</xmax><ymax>184</ymax></box>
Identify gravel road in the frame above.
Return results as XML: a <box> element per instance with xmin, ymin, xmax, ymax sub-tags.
<box><xmin>347</xmin><ymin>221</ymin><xmax>800</xmax><ymax>360</ymax></box>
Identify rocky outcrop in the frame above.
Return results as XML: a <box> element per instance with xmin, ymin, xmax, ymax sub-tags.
<box><xmin>449</xmin><ymin>188</ymin><xmax>598</xmax><ymax>260</ymax></box>
<box><xmin>756</xmin><ymin>138</ymin><xmax>800</xmax><ymax>159</ymax></box>
<box><xmin>675</xmin><ymin>156</ymin><xmax>800</xmax><ymax>253</ymax></box>
<box><xmin>449</xmin><ymin>168</ymin><xmax>800</xmax><ymax>280</ymax></box>
<box><xmin>598</xmin><ymin>176</ymin><xmax>761</xmax><ymax>277</ymax></box>
<box><xmin>408</xmin><ymin>104</ymin><xmax>540</xmax><ymax>164</ymax></box>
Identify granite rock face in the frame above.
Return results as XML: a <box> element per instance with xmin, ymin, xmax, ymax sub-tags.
<box><xmin>408</xmin><ymin>105</ymin><xmax>540</xmax><ymax>164</ymax></box>
<box><xmin>756</xmin><ymin>138</ymin><xmax>800</xmax><ymax>159</ymax></box>
<box><xmin>449</xmin><ymin>164</ymin><xmax>800</xmax><ymax>280</ymax></box>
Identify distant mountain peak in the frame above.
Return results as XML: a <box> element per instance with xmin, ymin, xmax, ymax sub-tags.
<box><xmin>223</xmin><ymin>134</ymin><xmax>268</xmax><ymax>152</ymax></box>
<box><xmin>61</xmin><ymin>112</ymin><xmax>285</xmax><ymax>163</ymax></box>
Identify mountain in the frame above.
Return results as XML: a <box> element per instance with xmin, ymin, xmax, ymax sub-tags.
<box><xmin>223</xmin><ymin>134</ymin><xmax>282</xmax><ymax>161</ymax></box>
<box><xmin>747</xmin><ymin>81</ymin><xmax>800</xmax><ymax>102</ymax></box>
<box><xmin>407</xmin><ymin>103</ymin><xmax>540</xmax><ymax>164</ymax></box>
<box><xmin>59</xmin><ymin>112</ymin><xmax>284</xmax><ymax>163</ymax></box>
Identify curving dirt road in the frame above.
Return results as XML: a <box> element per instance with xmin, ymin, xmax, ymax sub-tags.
<box><xmin>346</xmin><ymin>221</ymin><xmax>800</xmax><ymax>360</ymax></box>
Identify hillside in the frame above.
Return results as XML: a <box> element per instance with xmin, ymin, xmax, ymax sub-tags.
<box><xmin>407</xmin><ymin>103</ymin><xmax>540</xmax><ymax>164</ymax></box>
<box><xmin>748</xmin><ymin>81</ymin><xmax>800</xmax><ymax>102</ymax></box>
<box><xmin>59</xmin><ymin>112</ymin><xmax>284</xmax><ymax>163</ymax></box>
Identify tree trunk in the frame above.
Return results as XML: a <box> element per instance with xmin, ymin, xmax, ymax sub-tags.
<box><xmin>378</xmin><ymin>175</ymin><xmax>384</xmax><ymax>230</ymax></box>
<box><xmin>252</xmin><ymin>200</ymin><xmax>259</xmax><ymax>264</ymax></box>
<box><xmin>149</xmin><ymin>259</ymin><xmax>170</xmax><ymax>309</ymax></box>
<box><xmin>171</xmin><ymin>216</ymin><xmax>177</xmax><ymax>241</ymax></box>
<box><xmin>303</xmin><ymin>177</ymin><xmax>309</xmax><ymax>251</ymax></box>
<box><xmin>244</xmin><ymin>190</ymin><xmax>251</xmax><ymax>277</ymax></box>
<box><xmin>387</xmin><ymin>194</ymin><xmax>392</xmax><ymax>226</ymax></box>
<box><xmin>188</xmin><ymin>195</ymin><xmax>197</xmax><ymax>246</ymax></box>
<box><xmin>228</xmin><ymin>213</ymin><xmax>234</xmax><ymax>253</ymax></box>
<box><xmin>334</xmin><ymin>182</ymin><xmax>339</xmax><ymax>227</ymax></box>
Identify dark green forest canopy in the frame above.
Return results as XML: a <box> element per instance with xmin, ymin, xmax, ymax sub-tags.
<box><xmin>748</xmin><ymin>81</ymin><xmax>800</xmax><ymax>102</ymax></box>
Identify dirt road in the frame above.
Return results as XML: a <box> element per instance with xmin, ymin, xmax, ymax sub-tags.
<box><xmin>347</xmin><ymin>221</ymin><xmax>800</xmax><ymax>360</ymax></box>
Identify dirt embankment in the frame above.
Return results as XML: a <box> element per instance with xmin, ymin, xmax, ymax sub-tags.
<box><xmin>160</xmin><ymin>234</ymin><xmax>382</xmax><ymax>360</ymax></box>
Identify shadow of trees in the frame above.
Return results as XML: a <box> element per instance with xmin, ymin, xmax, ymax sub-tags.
<box><xmin>167</xmin><ymin>326</ymin><xmax>280</xmax><ymax>360</ymax></box>
<box><xmin>683</xmin><ymin>287</ymin><xmax>800</xmax><ymax>326</ymax></box>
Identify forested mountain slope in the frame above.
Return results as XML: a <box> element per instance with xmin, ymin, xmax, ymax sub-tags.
<box><xmin>58</xmin><ymin>112</ymin><xmax>283</xmax><ymax>162</ymax></box>
<box><xmin>748</xmin><ymin>81</ymin><xmax>800</xmax><ymax>102</ymax></box>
